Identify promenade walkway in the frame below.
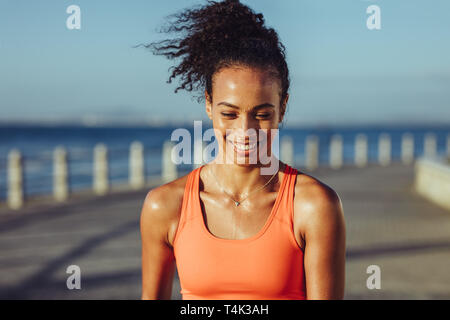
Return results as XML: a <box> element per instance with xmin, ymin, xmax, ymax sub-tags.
<box><xmin>0</xmin><ymin>163</ymin><xmax>449</xmax><ymax>299</ymax></box>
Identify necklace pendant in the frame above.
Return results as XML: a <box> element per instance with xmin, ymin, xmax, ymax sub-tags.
<box><xmin>234</xmin><ymin>201</ymin><xmax>240</xmax><ymax>206</ymax></box>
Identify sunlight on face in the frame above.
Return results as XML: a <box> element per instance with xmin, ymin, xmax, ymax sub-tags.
<box><xmin>206</xmin><ymin>66</ymin><xmax>287</xmax><ymax>166</ymax></box>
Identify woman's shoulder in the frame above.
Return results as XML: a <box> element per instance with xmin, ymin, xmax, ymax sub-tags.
<box><xmin>292</xmin><ymin>167</ymin><xmax>341</xmax><ymax>205</ymax></box>
<box><xmin>140</xmin><ymin>171</ymin><xmax>192</xmax><ymax>240</ymax></box>
<box><xmin>291</xmin><ymin>166</ymin><xmax>344</xmax><ymax>234</ymax></box>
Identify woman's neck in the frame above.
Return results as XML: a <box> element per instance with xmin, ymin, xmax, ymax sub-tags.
<box><xmin>205</xmin><ymin>158</ymin><xmax>284</xmax><ymax>197</ymax></box>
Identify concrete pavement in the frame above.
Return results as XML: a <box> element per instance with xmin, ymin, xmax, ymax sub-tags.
<box><xmin>0</xmin><ymin>163</ymin><xmax>449</xmax><ymax>299</ymax></box>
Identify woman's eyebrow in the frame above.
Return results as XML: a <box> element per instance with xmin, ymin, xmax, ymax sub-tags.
<box><xmin>217</xmin><ymin>102</ymin><xmax>275</xmax><ymax>110</ymax></box>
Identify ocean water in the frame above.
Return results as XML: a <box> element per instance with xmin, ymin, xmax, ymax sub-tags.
<box><xmin>0</xmin><ymin>124</ymin><xmax>449</xmax><ymax>200</ymax></box>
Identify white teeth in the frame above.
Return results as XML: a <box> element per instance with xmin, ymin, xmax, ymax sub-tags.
<box><xmin>233</xmin><ymin>142</ymin><xmax>256</xmax><ymax>151</ymax></box>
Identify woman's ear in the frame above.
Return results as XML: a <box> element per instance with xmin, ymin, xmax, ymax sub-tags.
<box><xmin>205</xmin><ymin>90</ymin><xmax>213</xmax><ymax>120</ymax></box>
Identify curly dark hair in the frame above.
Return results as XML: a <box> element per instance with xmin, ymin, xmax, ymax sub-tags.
<box><xmin>140</xmin><ymin>0</ymin><xmax>290</xmax><ymax>115</ymax></box>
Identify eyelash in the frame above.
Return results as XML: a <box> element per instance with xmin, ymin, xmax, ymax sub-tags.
<box><xmin>221</xmin><ymin>113</ymin><xmax>271</xmax><ymax>119</ymax></box>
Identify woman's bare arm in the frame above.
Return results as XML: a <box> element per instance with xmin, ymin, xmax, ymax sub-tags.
<box><xmin>297</xmin><ymin>181</ymin><xmax>346</xmax><ymax>299</ymax></box>
<box><xmin>140</xmin><ymin>185</ymin><xmax>179</xmax><ymax>300</ymax></box>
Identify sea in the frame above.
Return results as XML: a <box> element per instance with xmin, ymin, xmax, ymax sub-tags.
<box><xmin>0</xmin><ymin>124</ymin><xmax>449</xmax><ymax>200</ymax></box>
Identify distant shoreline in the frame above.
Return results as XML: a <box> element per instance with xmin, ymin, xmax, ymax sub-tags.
<box><xmin>0</xmin><ymin>120</ymin><xmax>449</xmax><ymax>130</ymax></box>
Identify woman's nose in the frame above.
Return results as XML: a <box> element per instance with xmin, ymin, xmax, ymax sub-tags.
<box><xmin>239</xmin><ymin>114</ymin><xmax>251</xmax><ymax>131</ymax></box>
<box><xmin>232</xmin><ymin>115</ymin><xmax>259</xmax><ymax>141</ymax></box>
<box><xmin>238</xmin><ymin>113</ymin><xmax>260</xmax><ymax>131</ymax></box>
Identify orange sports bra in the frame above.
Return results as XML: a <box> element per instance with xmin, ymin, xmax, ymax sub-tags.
<box><xmin>173</xmin><ymin>163</ymin><xmax>306</xmax><ymax>300</ymax></box>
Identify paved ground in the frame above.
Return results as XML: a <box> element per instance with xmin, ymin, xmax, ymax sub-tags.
<box><xmin>0</xmin><ymin>163</ymin><xmax>449</xmax><ymax>300</ymax></box>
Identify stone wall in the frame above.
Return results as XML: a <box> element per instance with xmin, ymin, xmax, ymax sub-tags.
<box><xmin>414</xmin><ymin>157</ymin><xmax>450</xmax><ymax>211</ymax></box>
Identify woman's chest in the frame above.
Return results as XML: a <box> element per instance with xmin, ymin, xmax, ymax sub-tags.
<box><xmin>200</xmin><ymin>191</ymin><xmax>278</xmax><ymax>240</ymax></box>
<box><xmin>199</xmin><ymin>191</ymin><xmax>304</xmax><ymax>248</ymax></box>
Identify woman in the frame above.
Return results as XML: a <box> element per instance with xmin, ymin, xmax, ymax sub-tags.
<box><xmin>140</xmin><ymin>0</ymin><xmax>345</xmax><ymax>300</ymax></box>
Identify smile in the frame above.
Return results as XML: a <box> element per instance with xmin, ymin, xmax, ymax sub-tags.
<box><xmin>234</xmin><ymin>142</ymin><xmax>257</xmax><ymax>151</ymax></box>
<box><xmin>228</xmin><ymin>140</ymin><xmax>258</xmax><ymax>152</ymax></box>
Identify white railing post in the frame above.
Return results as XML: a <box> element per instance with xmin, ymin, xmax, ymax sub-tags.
<box><xmin>355</xmin><ymin>134</ymin><xmax>368</xmax><ymax>167</ymax></box>
<box><xmin>7</xmin><ymin>149</ymin><xmax>24</xmax><ymax>210</ymax></box>
<box><xmin>330</xmin><ymin>134</ymin><xmax>343</xmax><ymax>169</ymax></box>
<box><xmin>378</xmin><ymin>133</ymin><xmax>391</xmax><ymax>166</ymax></box>
<box><xmin>401</xmin><ymin>133</ymin><xmax>414</xmax><ymax>165</ymax></box>
<box><xmin>129</xmin><ymin>141</ymin><xmax>145</xmax><ymax>189</ymax></box>
<box><xmin>53</xmin><ymin>146</ymin><xmax>69</xmax><ymax>202</ymax></box>
<box><xmin>424</xmin><ymin>133</ymin><xmax>437</xmax><ymax>158</ymax></box>
<box><xmin>162</xmin><ymin>140</ymin><xmax>178</xmax><ymax>183</ymax></box>
<box><xmin>305</xmin><ymin>135</ymin><xmax>319</xmax><ymax>171</ymax></box>
<box><xmin>93</xmin><ymin>143</ymin><xmax>109</xmax><ymax>195</ymax></box>
<box><xmin>281</xmin><ymin>135</ymin><xmax>294</xmax><ymax>166</ymax></box>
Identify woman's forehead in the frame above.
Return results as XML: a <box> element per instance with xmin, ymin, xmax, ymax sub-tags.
<box><xmin>212</xmin><ymin>66</ymin><xmax>281</xmax><ymax>99</ymax></box>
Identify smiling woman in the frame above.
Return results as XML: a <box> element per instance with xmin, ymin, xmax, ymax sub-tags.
<box><xmin>140</xmin><ymin>0</ymin><xmax>345</xmax><ymax>300</ymax></box>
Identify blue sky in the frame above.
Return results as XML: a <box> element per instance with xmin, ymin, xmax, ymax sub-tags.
<box><xmin>0</xmin><ymin>0</ymin><xmax>449</xmax><ymax>126</ymax></box>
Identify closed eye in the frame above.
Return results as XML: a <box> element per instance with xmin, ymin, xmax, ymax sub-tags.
<box><xmin>221</xmin><ymin>113</ymin><xmax>271</xmax><ymax>119</ymax></box>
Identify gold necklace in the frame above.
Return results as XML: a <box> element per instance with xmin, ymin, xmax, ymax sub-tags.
<box><xmin>210</xmin><ymin>165</ymin><xmax>279</xmax><ymax>207</ymax></box>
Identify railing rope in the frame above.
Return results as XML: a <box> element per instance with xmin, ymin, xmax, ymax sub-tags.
<box><xmin>3</xmin><ymin>130</ymin><xmax>449</xmax><ymax>211</ymax></box>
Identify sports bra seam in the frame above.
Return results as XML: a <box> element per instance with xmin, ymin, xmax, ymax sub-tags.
<box><xmin>289</xmin><ymin>169</ymin><xmax>304</xmax><ymax>251</ymax></box>
<box><xmin>173</xmin><ymin>170</ymin><xmax>196</xmax><ymax>249</ymax></box>
<box><xmin>272</xmin><ymin>216</ymin><xmax>302</xmax><ymax>250</ymax></box>
<box><xmin>271</xmin><ymin>169</ymin><xmax>303</xmax><ymax>251</ymax></box>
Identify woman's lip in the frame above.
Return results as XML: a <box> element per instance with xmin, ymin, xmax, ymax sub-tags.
<box><xmin>234</xmin><ymin>141</ymin><xmax>256</xmax><ymax>145</ymax></box>
<box><xmin>226</xmin><ymin>139</ymin><xmax>266</xmax><ymax>145</ymax></box>
<box><xmin>233</xmin><ymin>142</ymin><xmax>256</xmax><ymax>154</ymax></box>
<box><xmin>227</xmin><ymin>137</ymin><xmax>261</xmax><ymax>143</ymax></box>
<box><xmin>226</xmin><ymin>140</ymin><xmax>259</xmax><ymax>154</ymax></box>
<box><xmin>231</xmin><ymin>140</ymin><xmax>256</xmax><ymax>144</ymax></box>
<box><xmin>224</xmin><ymin>139</ymin><xmax>270</xmax><ymax>157</ymax></box>
<box><xmin>227</xmin><ymin>140</ymin><xmax>258</xmax><ymax>147</ymax></box>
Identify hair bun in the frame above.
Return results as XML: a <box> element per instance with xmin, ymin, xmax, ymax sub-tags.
<box><xmin>142</xmin><ymin>0</ymin><xmax>289</xmax><ymax>106</ymax></box>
